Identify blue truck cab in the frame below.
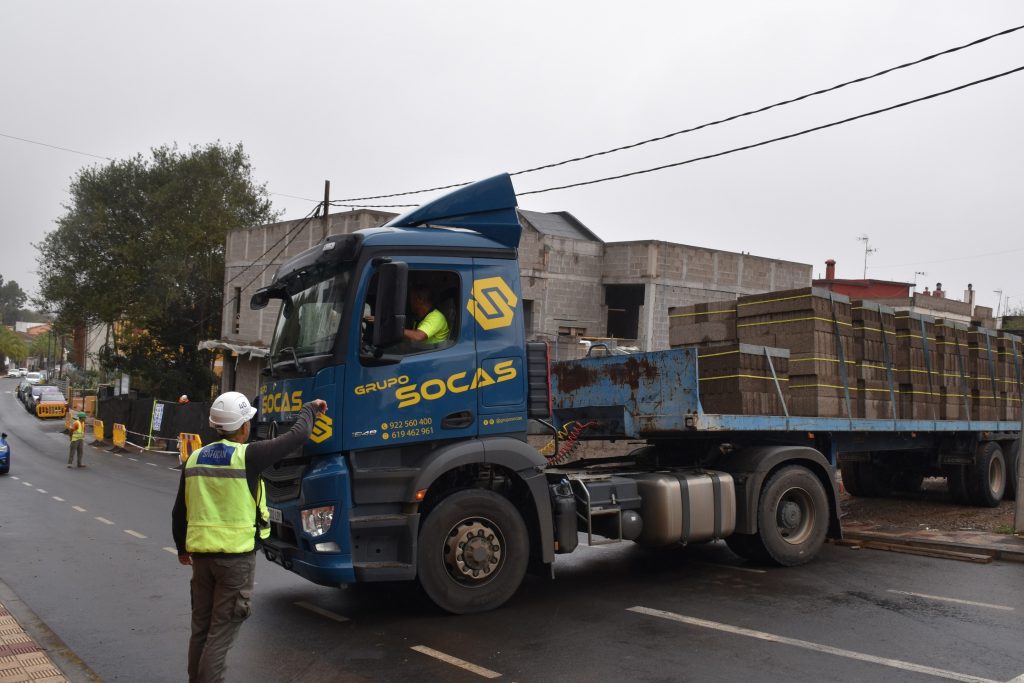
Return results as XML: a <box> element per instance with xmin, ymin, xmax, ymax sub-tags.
<box><xmin>252</xmin><ymin>174</ymin><xmax>556</xmax><ymax>613</ymax></box>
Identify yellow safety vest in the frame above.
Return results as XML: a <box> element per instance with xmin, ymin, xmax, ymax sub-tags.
<box><xmin>71</xmin><ymin>420</ymin><xmax>85</xmax><ymax>442</ymax></box>
<box><xmin>184</xmin><ymin>440</ymin><xmax>270</xmax><ymax>553</ymax></box>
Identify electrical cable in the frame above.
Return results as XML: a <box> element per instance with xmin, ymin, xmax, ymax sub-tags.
<box><xmin>319</xmin><ymin>24</ymin><xmax>1024</xmax><ymax>203</ymax></box>
<box><xmin>0</xmin><ymin>132</ymin><xmax>113</xmax><ymax>161</ymax></box>
<box><xmin>518</xmin><ymin>65</ymin><xmax>1024</xmax><ymax>196</ymax></box>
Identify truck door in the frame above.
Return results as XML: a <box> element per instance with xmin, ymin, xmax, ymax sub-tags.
<box><xmin>343</xmin><ymin>256</ymin><xmax>478</xmax><ymax>451</ymax></box>
<box><xmin>471</xmin><ymin>260</ymin><xmax>529</xmax><ymax>436</ymax></box>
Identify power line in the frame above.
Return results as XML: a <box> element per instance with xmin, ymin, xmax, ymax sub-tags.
<box><xmin>873</xmin><ymin>245</ymin><xmax>1024</xmax><ymax>269</ymax></box>
<box><xmin>0</xmin><ymin>132</ymin><xmax>113</xmax><ymax>161</ymax></box>
<box><xmin>319</xmin><ymin>24</ymin><xmax>1024</xmax><ymax>203</ymax></box>
<box><xmin>518</xmin><ymin>65</ymin><xmax>1024</xmax><ymax>196</ymax></box>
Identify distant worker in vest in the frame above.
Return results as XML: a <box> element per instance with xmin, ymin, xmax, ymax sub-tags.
<box><xmin>66</xmin><ymin>411</ymin><xmax>87</xmax><ymax>468</ymax></box>
<box><xmin>403</xmin><ymin>285</ymin><xmax>449</xmax><ymax>344</ymax></box>
<box><xmin>171</xmin><ymin>391</ymin><xmax>327</xmax><ymax>683</ymax></box>
<box><xmin>178</xmin><ymin>394</ymin><xmax>190</xmax><ymax>404</ymax></box>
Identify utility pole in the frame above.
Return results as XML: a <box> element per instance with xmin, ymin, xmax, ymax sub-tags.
<box><xmin>994</xmin><ymin>290</ymin><xmax>1004</xmax><ymax>318</ymax></box>
<box><xmin>857</xmin><ymin>235</ymin><xmax>877</xmax><ymax>279</ymax></box>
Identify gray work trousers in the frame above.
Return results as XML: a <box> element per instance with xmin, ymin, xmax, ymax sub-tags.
<box><xmin>188</xmin><ymin>553</ymin><xmax>256</xmax><ymax>683</ymax></box>
<box><xmin>67</xmin><ymin>440</ymin><xmax>83</xmax><ymax>466</ymax></box>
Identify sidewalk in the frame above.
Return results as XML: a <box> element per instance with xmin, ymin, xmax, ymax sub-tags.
<box><xmin>0</xmin><ymin>600</ymin><xmax>67</xmax><ymax>682</ymax></box>
<box><xmin>0</xmin><ymin>580</ymin><xmax>97</xmax><ymax>683</ymax></box>
<box><xmin>841</xmin><ymin>523</ymin><xmax>1024</xmax><ymax>563</ymax></box>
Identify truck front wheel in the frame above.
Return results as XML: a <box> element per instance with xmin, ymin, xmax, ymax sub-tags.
<box><xmin>417</xmin><ymin>489</ymin><xmax>528</xmax><ymax>614</ymax></box>
<box><xmin>732</xmin><ymin>465</ymin><xmax>829</xmax><ymax>567</ymax></box>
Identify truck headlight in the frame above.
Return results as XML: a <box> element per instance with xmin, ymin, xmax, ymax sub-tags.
<box><xmin>300</xmin><ymin>506</ymin><xmax>334</xmax><ymax>537</ymax></box>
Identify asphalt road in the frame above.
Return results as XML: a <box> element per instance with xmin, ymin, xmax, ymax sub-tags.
<box><xmin>1</xmin><ymin>377</ymin><xmax>1022</xmax><ymax>682</ymax></box>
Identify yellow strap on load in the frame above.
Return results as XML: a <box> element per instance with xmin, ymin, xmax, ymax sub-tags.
<box><xmin>699</xmin><ymin>374</ymin><xmax>788</xmax><ymax>382</ymax></box>
<box><xmin>698</xmin><ymin>349</ymin><xmax>740</xmax><ymax>359</ymax></box>
<box><xmin>737</xmin><ymin>293</ymin><xmax>814</xmax><ymax>307</ymax></box>
<box><xmin>737</xmin><ymin>316</ymin><xmax>853</xmax><ymax>328</ymax></box>
<box><xmin>790</xmin><ymin>356</ymin><xmax>857</xmax><ymax>365</ymax></box>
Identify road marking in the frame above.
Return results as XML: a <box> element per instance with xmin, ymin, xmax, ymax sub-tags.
<box><xmin>124</xmin><ymin>530</ymin><xmax>147</xmax><ymax>539</ymax></box>
<box><xmin>114</xmin><ymin>453</ymin><xmax>123</xmax><ymax>458</ymax></box>
<box><xmin>52</xmin><ymin>496</ymin><xmax>64</xmax><ymax>502</ymax></box>
<box><xmin>163</xmin><ymin>547</ymin><xmax>177</xmax><ymax>554</ymax></box>
<box><xmin>887</xmin><ymin>590</ymin><xmax>1014</xmax><ymax>612</ymax></box>
<box><xmin>628</xmin><ymin>606</ymin><xmax>1001</xmax><ymax>683</ymax></box>
<box><xmin>10</xmin><ymin>476</ymin><xmax>18</xmax><ymax>480</ymax></box>
<box><xmin>35</xmin><ymin>488</ymin><xmax>46</xmax><ymax>494</ymax></box>
<box><xmin>72</xmin><ymin>506</ymin><xmax>86</xmax><ymax>512</ymax></box>
<box><xmin>95</xmin><ymin>517</ymin><xmax>115</xmax><ymax>525</ymax></box>
<box><xmin>410</xmin><ymin>645</ymin><xmax>501</xmax><ymax>679</ymax></box>
<box><xmin>295</xmin><ymin>601</ymin><xmax>349</xmax><ymax>623</ymax></box>
<box><xmin>692</xmin><ymin>560</ymin><xmax>766</xmax><ymax>574</ymax></box>
<box><xmin>22</xmin><ymin>481</ymin><xmax>31</xmax><ymax>487</ymax></box>
<box><xmin>146</xmin><ymin>462</ymin><xmax>157</xmax><ymax>467</ymax></box>
<box><xmin>167</xmin><ymin>467</ymin><xmax>179</xmax><ymax>471</ymax></box>
<box><xmin>128</xmin><ymin>458</ymin><xmax>138</xmax><ymax>462</ymax></box>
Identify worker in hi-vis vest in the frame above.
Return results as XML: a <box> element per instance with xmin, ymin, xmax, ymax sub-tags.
<box><xmin>67</xmin><ymin>411</ymin><xmax>86</xmax><ymax>468</ymax></box>
<box><xmin>171</xmin><ymin>392</ymin><xmax>327</xmax><ymax>683</ymax></box>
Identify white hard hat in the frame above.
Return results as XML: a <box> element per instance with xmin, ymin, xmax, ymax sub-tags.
<box><xmin>209</xmin><ymin>391</ymin><xmax>257</xmax><ymax>432</ymax></box>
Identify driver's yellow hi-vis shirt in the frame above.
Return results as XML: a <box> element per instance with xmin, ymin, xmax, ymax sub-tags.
<box><xmin>416</xmin><ymin>309</ymin><xmax>449</xmax><ymax>344</ymax></box>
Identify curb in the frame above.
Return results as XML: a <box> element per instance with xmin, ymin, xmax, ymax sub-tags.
<box><xmin>0</xmin><ymin>579</ymin><xmax>100</xmax><ymax>683</ymax></box>
<box><xmin>841</xmin><ymin>529</ymin><xmax>1024</xmax><ymax>564</ymax></box>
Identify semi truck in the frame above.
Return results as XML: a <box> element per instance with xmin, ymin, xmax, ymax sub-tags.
<box><xmin>250</xmin><ymin>174</ymin><xmax>1021</xmax><ymax>613</ymax></box>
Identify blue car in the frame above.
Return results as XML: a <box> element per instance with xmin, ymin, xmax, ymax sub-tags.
<box><xmin>0</xmin><ymin>433</ymin><xmax>8</xmax><ymax>474</ymax></box>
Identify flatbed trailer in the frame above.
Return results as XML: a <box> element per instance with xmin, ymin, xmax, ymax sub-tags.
<box><xmin>551</xmin><ymin>347</ymin><xmax>1020</xmax><ymax>509</ymax></box>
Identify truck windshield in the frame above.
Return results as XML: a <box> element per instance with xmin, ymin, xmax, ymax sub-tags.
<box><xmin>269</xmin><ymin>267</ymin><xmax>351</xmax><ymax>363</ymax></box>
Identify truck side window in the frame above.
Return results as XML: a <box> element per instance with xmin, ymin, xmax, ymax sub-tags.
<box><xmin>362</xmin><ymin>269</ymin><xmax>460</xmax><ymax>357</ymax></box>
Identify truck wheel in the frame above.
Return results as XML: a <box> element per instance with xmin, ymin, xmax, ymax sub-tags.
<box><xmin>754</xmin><ymin>465</ymin><xmax>829</xmax><ymax>566</ymax></box>
<box><xmin>416</xmin><ymin>489</ymin><xmax>528</xmax><ymax>614</ymax></box>
<box><xmin>724</xmin><ymin>533</ymin><xmax>770</xmax><ymax>563</ymax></box>
<box><xmin>966</xmin><ymin>442</ymin><xmax>1005</xmax><ymax>508</ymax></box>
<box><xmin>1003</xmin><ymin>440</ymin><xmax>1020</xmax><ymax>501</ymax></box>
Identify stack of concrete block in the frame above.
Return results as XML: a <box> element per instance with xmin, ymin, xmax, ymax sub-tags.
<box><xmin>696</xmin><ymin>344</ymin><xmax>790</xmax><ymax>415</ymax></box>
<box><xmin>668</xmin><ymin>301</ymin><xmax>737</xmax><ymax>348</ymax></box>
<box><xmin>851</xmin><ymin>301</ymin><xmax>897</xmax><ymax>419</ymax></box>
<box><xmin>934</xmin><ymin>319</ymin><xmax>970</xmax><ymax>420</ymax></box>
<box><xmin>968</xmin><ymin>326</ymin><xmax>1001</xmax><ymax>421</ymax></box>
<box><xmin>893</xmin><ymin>312</ymin><xmax>939</xmax><ymax>420</ymax></box>
<box><xmin>736</xmin><ymin>287</ymin><xmax>855</xmax><ymax>417</ymax></box>
<box><xmin>996</xmin><ymin>331</ymin><xmax>1023</xmax><ymax>421</ymax></box>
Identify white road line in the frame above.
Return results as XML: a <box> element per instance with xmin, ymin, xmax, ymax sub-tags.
<box><xmin>163</xmin><ymin>547</ymin><xmax>177</xmax><ymax>554</ymax></box>
<box><xmin>295</xmin><ymin>601</ymin><xmax>349</xmax><ymax>623</ymax></box>
<box><xmin>124</xmin><ymin>530</ymin><xmax>147</xmax><ymax>539</ymax></box>
<box><xmin>114</xmin><ymin>453</ymin><xmax>123</xmax><ymax>458</ymax></box>
<box><xmin>410</xmin><ymin>645</ymin><xmax>501</xmax><ymax>679</ymax></box>
<box><xmin>128</xmin><ymin>458</ymin><xmax>138</xmax><ymax>462</ymax></box>
<box><xmin>10</xmin><ymin>476</ymin><xmax>18</xmax><ymax>480</ymax></box>
<box><xmin>72</xmin><ymin>506</ymin><xmax>86</xmax><ymax>512</ymax></box>
<box><xmin>22</xmin><ymin>481</ymin><xmax>31</xmax><ymax>487</ymax></box>
<box><xmin>887</xmin><ymin>590</ymin><xmax>1014</xmax><ymax>612</ymax></box>
<box><xmin>167</xmin><ymin>467</ymin><xmax>179</xmax><ymax>471</ymax></box>
<box><xmin>628</xmin><ymin>606</ymin><xmax>1000</xmax><ymax>683</ymax></box>
<box><xmin>146</xmin><ymin>462</ymin><xmax>157</xmax><ymax>467</ymax></box>
<box><xmin>35</xmin><ymin>488</ymin><xmax>46</xmax><ymax>493</ymax></box>
<box><xmin>52</xmin><ymin>496</ymin><xmax>64</xmax><ymax>502</ymax></box>
<box><xmin>692</xmin><ymin>560</ymin><xmax>767</xmax><ymax>574</ymax></box>
<box><xmin>95</xmin><ymin>517</ymin><xmax>114</xmax><ymax>525</ymax></box>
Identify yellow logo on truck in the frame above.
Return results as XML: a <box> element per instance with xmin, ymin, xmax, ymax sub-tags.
<box><xmin>467</xmin><ymin>276</ymin><xmax>517</xmax><ymax>330</ymax></box>
<box><xmin>395</xmin><ymin>360</ymin><xmax>517</xmax><ymax>408</ymax></box>
<box><xmin>310</xmin><ymin>413</ymin><xmax>334</xmax><ymax>443</ymax></box>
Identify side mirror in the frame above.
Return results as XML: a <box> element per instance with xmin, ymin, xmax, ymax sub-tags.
<box><xmin>250</xmin><ymin>288</ymin><xmax>272</xmax><ymax>310</ymax></box>
<box><xmin>372</xmin><ymin>261</ymin><xmax>408</xmax><ymax>347</ymax></box>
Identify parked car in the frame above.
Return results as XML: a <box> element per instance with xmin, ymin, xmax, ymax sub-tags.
<box><xmin>17</xmin><ymin>368</ymin><xmax>27</xmax><ymax>377</ymax></box>
<box><xmin>6</xmin><ymin>368</ymin><xmax>19</xmax><ymax>378</ymax></box>
<box><xmin>23</xmin><ymin>371</ymin><xmax>42</xmax><ymax>386</ymax></box>
<box><xmin>0</xmin><ymin>433</ymin><xmax>9</xmax><ymax>475</ymax></box>
<box><xmin>35</xmin><ymin>392</ymin><xmax>67</xmax><ymax>419</ymax></box>
<box><xmin>16</xmin><ymin>380</ymin><xmax>32</xmax><ymax>404</ymax></box>
<box><xmin>25</xmin><ymin>385</ymin><xmax>61</xmax><ymax>413</ymax></box>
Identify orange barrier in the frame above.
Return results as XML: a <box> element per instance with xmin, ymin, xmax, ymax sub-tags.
<box><xmin>178</xmin><ymin>433</ymin><xmax>202</xmax><ymax>464</ymax></box>
<box><xmin>37</xmin><ymin>403</ymin><xmax>67</xmax><ymax>419</ymax></box>
<box><xmin>112</xmin><ymin>423</ymin><xmax>127</xmax><ymax>449</ymax></box>
<box><xmin>92</xmin><ymin>419</ymin><xmax>105</xmax><ymax>442</ymax></box>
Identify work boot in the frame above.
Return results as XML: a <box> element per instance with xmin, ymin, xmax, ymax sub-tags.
<box><xmin>67</xmin><ymin>464</ymin><xmax>72</xmax><ymax>468</ymax></box>
<box><xmin>77</xmin><ymin>464</ymin><xmax>86</xmax><ymax>468</ymax></box>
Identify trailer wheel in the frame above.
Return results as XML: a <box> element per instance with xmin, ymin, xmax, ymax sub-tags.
<box><xmin>966</xmin><ymin>442</ymin><xmax>1005</xmax><ymax>508</ymax></box>
<box><xmin>754</xmin><ymin>465</ymin><xmax>829</xmax><ymax>566</ymax></box>
<box><xmin>1004</xmin><ymin>440</ymin><xmax>1020</xmax><ymax>501</ymax></box>
<box><xmin>416</xmin><ymin>489</ymin><xmax>528</xmax><ymax>614</ymax></box>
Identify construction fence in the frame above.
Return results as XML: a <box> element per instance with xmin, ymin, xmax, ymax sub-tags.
<box><xmin>96</xmin><ymin>397</ymin><xmax>221</xmax><ymax>454</ymax></box>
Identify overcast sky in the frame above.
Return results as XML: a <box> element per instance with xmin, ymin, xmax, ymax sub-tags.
<box><xmin>2</xmin><ymin>2</ymin><xmax>1022</xmax><ymax>313</ymax></box>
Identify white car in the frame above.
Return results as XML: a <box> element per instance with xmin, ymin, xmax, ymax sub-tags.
<box><xmin>24</xmin><ymin>372</ymin><xmax>42</xmax><ymax>385</ymax></box>
<box><xmin>17</xmin><ymin>368</ymin><xmax>27</xmax><ymax>377</ymax></box>
<box><xmin>5</xmin><ymin>368</ymin><xmax>18</xmax><ymax>378</ymax></box>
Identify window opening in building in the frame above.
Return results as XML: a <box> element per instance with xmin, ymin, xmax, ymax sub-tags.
<box><xmin>605</xmin><ymin>284</ymin><xmax>645</xmax><ymax>340</ymax></box>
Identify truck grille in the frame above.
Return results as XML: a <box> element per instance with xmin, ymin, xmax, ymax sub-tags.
<box><xmin>262</xmin><ymin>458</ymin><xmax>308</xmax><ymax>503</ymax></box>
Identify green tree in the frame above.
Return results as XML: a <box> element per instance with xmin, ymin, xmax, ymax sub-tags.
<box><xmin>0</xmin><ymin>277</ymin><xmax>27</xmax><ymax>326</ymax></box>
<box><xmin>0</xmin><ymin>326</ymin><xmax>26</xmax><ymax>369</ymax></box>
<box><xmin>36</xmin><ymin>142</ymin><xmax>276</xmax><ymax>397</ymax></box>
